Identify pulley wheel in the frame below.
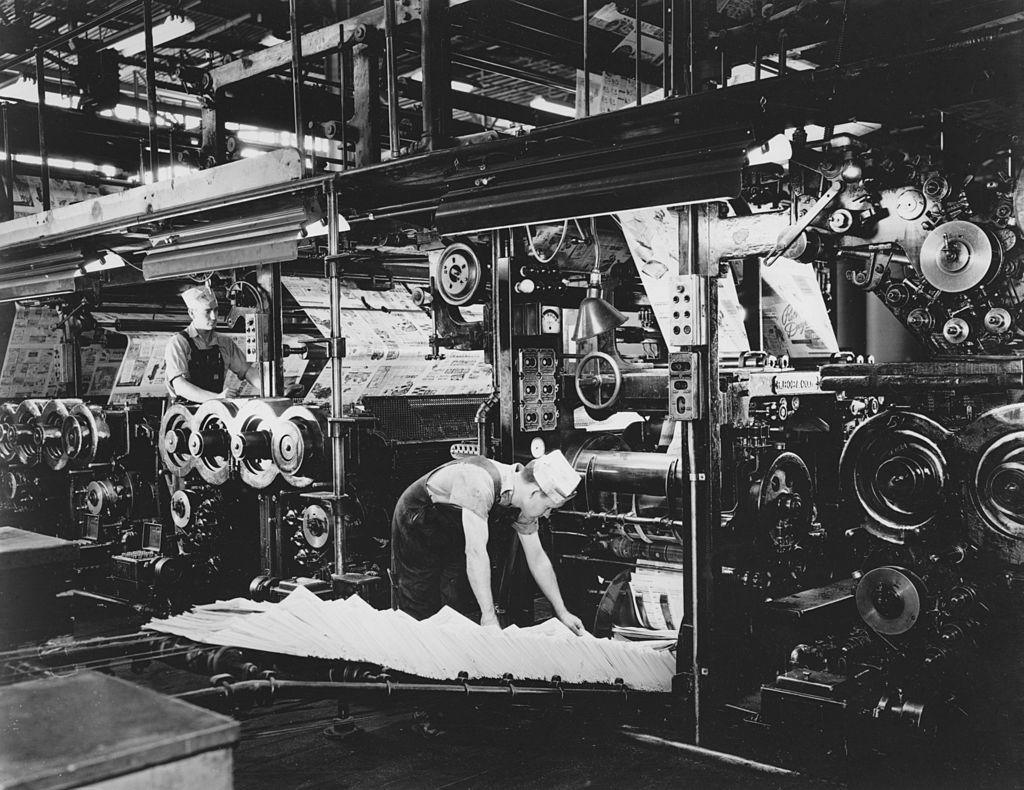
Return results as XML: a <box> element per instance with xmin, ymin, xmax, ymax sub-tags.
<box><xmin>960</xmin><ymin>404</ymin><xmax>1024</xmax><ymax>559</ymax></box>
<box><xmin>856</xmin><ymin>565</ymin><xmax>928</xmax><ymax>635</ymax></box>
<box><xmin>159</xmin><ymin>403</ymin><xmax>197</xmax><ymax>476</ymax></box>
<box><xmin>301</xmin><ymin>504</ymin><xmax>331</xmax><ymax>549</ymax></box>
<box><xmin>436</xmin><ymin>243</ymin><xmax>485</xmax><ymax>307</ymax></box>
<box><xmin>919</xmin><ymin>220</ymin><xmax>1000</xmax><ymax>293</ymax></box>
<box><xmin>840</xmin><ymin>411</ymin><xmax>951</xmax><ymax>542</ymax></box>
<box><xmin>170</xmin><ymin>489</ymin><xmax>193</xmax><ymax>529</ymax></box>
<box><xmin>752</xmin><ymin>451</ymin><xmax>814</xmax><ymax>553</ymax></box>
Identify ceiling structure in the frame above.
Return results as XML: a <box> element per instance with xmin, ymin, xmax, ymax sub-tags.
<box><xmin>1</xmin><ymin>0</ymin><xmax>1021</xmax><ymax>187</ymax></box>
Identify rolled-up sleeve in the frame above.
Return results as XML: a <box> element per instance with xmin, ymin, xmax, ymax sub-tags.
<box><xmin>163</xmin><ymin>334</ymin><xmax>190</xmax><ymax>394</ymax></box>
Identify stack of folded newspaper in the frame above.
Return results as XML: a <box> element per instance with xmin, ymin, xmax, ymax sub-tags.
<box><xmin>145</xmin><ymin>586</ymin><xmax>675</xmax><ymax>692</ymax></box>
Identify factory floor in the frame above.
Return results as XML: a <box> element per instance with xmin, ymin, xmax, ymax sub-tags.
<box><xmin>14</xmin><ymin>599</ymin><xmax>1024</xmax><ymax>790</ymax></box>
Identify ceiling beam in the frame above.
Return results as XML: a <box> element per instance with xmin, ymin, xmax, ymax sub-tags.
<box><xmin>397</xmin><ymin>77</ymin><xmax>563</xmax><ymax>127</ymax></box>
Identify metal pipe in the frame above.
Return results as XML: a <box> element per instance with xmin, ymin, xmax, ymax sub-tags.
<box><xmin>607</xmin><ymin>535</ymin><xmax>686</xmax><ymax>564</ymax></box>
<box><xmin>474</xmin><ymin>393</ymin><xmax>498</xmax><ymax>458</ymax></box>
<box><xmin>662</xmin><ymin>0</ymin><xmax>671</xmax><ymax>95</ymax></box>
<box><xmin>177</xmin><ymin>677</ymin><xmax>656</xmax><ymax>707</ymax></box>
<box><xmin>143</xmin><ymin>0</ymin><xmax>158</xmax><ymax>181</ymax></box>
<box><xmin>451</xmin><ymin>53</ymin><xmax>573</xmax><ymax>93</ymax></box>
<box><xmin>634</xmin><ymin>0</ymin><xmax>642</xmax><ymax>105</ymax></box>
<box><xmin>289</xmin><ymin>0</ymin><xmax>306</xmax><ymax>172</ymax></box>
<box><xmin>36</xmin><ymin>634</ymin><xmax>166</xmax><ymax>665</ymax></box>
<box><xmin>582</xmin><ymin>0</ymin><xmax>591</xmax><ymax>116</ymax></box>
<box><xmin>383</xmin><ymin>0</ymin><xmax>401</xmax><ymax>156</ymax></box>
<box><xmin>560</xmin><ymin>509</ymin><xmax>684</xmax><ymax>528</ymax></box>
<box><xmin>670</xmin><ymin>0</ymin><xmax>683</xmax><ymax>96</ymax></box>
<box><xmin>1</xmin><ymin>102</ymin><xmax>12</xmax><ymax>220</ymax></box>
<box><xmin>420</xmin><ymin>0</ymin><xmax>451</xmax><ymax>149</ymax></box>
<box><xmin>34</xmin><ymin>51</ymin><xmax>50</xmax><ymax>211</ymax></box>
<box><xmin>687</xmin><ymin>0</ymin><xmax>695</xmax><ymax>96</ymax></box>
<box><xmin>622</xmin><ymin>731</ymin><xmax>800</xmax><ymax>777</ymax></box>
<box><xmin>327</xmin><ymin>182</ymin><xmax>346</xmax><ymax>576</ymax></box>
<box><xmin>685</xmin><ymin>418</ymin><xmax>701</xmax><ymax>739</ymax></box>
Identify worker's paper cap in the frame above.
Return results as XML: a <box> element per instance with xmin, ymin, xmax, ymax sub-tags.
<box><xmin>532</xmin><ymin>450</ymin><xmax>581</xmax><ymax>501</ymax></box>
<box><xmin>181</xmin><ymin>285</ymin><xmax>218</xmax><ymax>311</ymax></box>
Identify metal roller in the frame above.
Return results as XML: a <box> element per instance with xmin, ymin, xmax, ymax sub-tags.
<box><xmin>39</xmin><ymin>399</ymin><xmax>83</xmax><ymax>470</ymax></box>
<box><xmin>563</xmin><ymin>434</ymin><xmax>684</xmax><ymax>509</ymax></box>
<box><xmin>856</xmin><ymin>565</ymin><xmax>929</xmax><ymax>636</ymax></box>
<box><xmin>959</xmin><ymin>403</ymin><xmax>1024</xmax><ymax>566</ymax></box>
<box><xmin>229</xmin><ymin>398</ymin><xmax>292</xmax><ymax>489</ymax></box>
<box><xmin>170</xmin><ymin>487</ymin><xmax>217</xmax><ymax>530</ymax></box>
<box><xmin>158</xmin><ymin>403</ymin><xmax>197</xmax><ymax>476</ymax></box>
<box><xmin>840</xmin><ymin>410</ymin><xmax>952</xmax><ymax>543</ymax></box>
<box><xmin>62</xmin><ymin>402</ymin><xmax>115</xmax><ymax>467</ymax></box>
<box><xmin>0</xmin><ymin>468</ymin><xmax>36</xmax><ymax>506</ymax></box>
<box><xmin>13</xmin><ymin>399</ymin><xmax>49</xmax><ymax>467</ymax></box>
<box><xmin>189</xmin><ymin>399</ymin><xmax>242</xmax><ymax>486</ymax></box>
<box><xmin>82</xmin><ymin>469</ymin><xmax>134</xmax><ymax>520</ymax></box>
<box><xmin>269</xmin><ymin>405</ymin><xmax>328</xmax><ymax>488</ymax></box>
<box><xmin>0</xmin><ymin>403</ymin><xmax>18</xmax><ymax>464</ymax></box>
<box><xmin>918</xmin><ymin>220</ymin><xmax>1001</xmax><ymax>293</ymax></box>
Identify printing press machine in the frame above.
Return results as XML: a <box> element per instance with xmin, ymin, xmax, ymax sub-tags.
<box><xmin>0</xmin><ymin>2</ymin><xmax>1022</xmax><ymax>782</ymax></box>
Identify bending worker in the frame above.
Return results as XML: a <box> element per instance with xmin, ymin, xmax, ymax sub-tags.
<box><xmin>164</xmin><ymin>285</ymin><xmax>260</xmax><ymax>403</ymax></box>
<box><xmin>392</xmin><ymin>450</ymin><xmax>586</xmax><ymax>635</ymax></box>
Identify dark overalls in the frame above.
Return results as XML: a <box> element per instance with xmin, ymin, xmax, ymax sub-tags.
<box><xmin>177</xmin><ymin>331</ymin><xmax>225</xmax><ymax>397</ymax></box>
<box><xmin>391</xmin><ymin>456</ymin><xmax>513</xmax><ymax>620</ymax></box>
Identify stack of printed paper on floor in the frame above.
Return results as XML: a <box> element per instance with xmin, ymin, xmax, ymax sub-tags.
<box><xmin>145</xmin><ymin>586</ymin><xmax>676</xmax><ymax>692</ymax></box>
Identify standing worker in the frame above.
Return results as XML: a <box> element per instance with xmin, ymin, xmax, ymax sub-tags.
<box><xmin>163</xmin><ymin>285</ymin><xmax>261</xmax><ymax>403</ymax></box>
<box><xmin>391</xmin><ymin>450</ymin><xmax>587</xmax><ymax>635</ymax></box>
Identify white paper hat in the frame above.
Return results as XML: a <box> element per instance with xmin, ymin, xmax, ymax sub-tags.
<box><xmin>181</xmin><ymin>285</ymin><xmax>218</xmax><ymax>311</ymax></box>
<box><xmin>532</xmin><ymin>450</ymin><xmax>581</xmax><ymax>500</ymax></box>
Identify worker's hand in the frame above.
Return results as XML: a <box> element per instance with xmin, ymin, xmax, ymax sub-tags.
<box><xmin>557</xmin><ymin>610</ymin><xmax>586</xmax><ymax>636</ymax></box>
<box><xmin>480</xmin><ymin>610</ymin><xmax>501</xmax><ymax>629</ymax></box>
<box><xmin>218</xmin><ymin>385</ymin><xmax>238</xmax><ymax>399</ymax></box>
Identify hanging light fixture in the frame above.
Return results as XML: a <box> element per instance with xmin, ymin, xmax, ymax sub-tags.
<box><xmin>572</xmin><ymin>217</ymin><xmax>626</xmax><ymax>341</ymax></box>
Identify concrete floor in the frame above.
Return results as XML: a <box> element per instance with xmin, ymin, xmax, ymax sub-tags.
<box><xmin>9</xmin><ymin>598</ymin><xmax>1024</xmax><ymax>789</ymax></box>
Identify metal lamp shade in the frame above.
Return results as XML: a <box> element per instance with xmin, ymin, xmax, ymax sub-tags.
<box><xmin>572</xmin><ymin>284</ymin><xmax>627</xmax><ymax>340</ymax></box>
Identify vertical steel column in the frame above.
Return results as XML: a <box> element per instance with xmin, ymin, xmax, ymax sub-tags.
<box><xmin>675</xmin><ymin>205</ymin><xmax>718</xmax><ymax>746</ymax></box>
<box><xmin>420</xmin><ymin>0</ymin><xmax>451</xmax><ymax>150</ymax></box>
<box><xmin>289</xmin><ymin>0</ymin><xmax>306</xmax><ymax>172</ymax></box>
<box><xmin>256</xmin><ymin>267</ymin><xmax>284</xmax><ymax>397</ymax></box>
<box><xmin>34</xmin><ymin>51</ymin><xmax>50</xmax><ymax>211</ymax></box>
<box><xmin>383</xmin><ymin>0</ymin><xmax>401</xmax><ymax>156</ymax></box>
<box><xmin>670</xmin><ymin>0</ymin><xmax>683</xmax><ymax>96</ymax></box>
<box><xmin>256</xmin><ymin>262</ymin><xmax>284</xmax><ymax>575</ymax></box>
<box><xmin>327</xmin><ymin>183</ymin><xmax>347</xmax><ymax>574</ymax></box>
<box><xmin>61</xmin><ymin>322</ymin><xmax>81</xmax><ymax>397</ymax></box>
<box><xmin>634</xmin><ymin>0</ymin><xmax>642</xmax><ymax>105</ymax></box>
<box><xmin>491</xmin><ymin>229</ymin><xmax>516</xmax><ymax>459</ymax></box>
<box><xmin>1</xmin><ymin>103</ymin><xmax>13</xmax><ymax>220</ymax></box>
<box><xmin>687</xmin><ymin>0</ymin><xmax>696</xmax><ymax>95</ymax></box>
<box><xmin>662</xmin><ymin>0</ymin><xmax>671</xmax><ymax>95</ymax></box>
<box><xmin>582</xmin><ymin>0</ymin><xmax>591</xmax><ymax>116</ymax></box>
<box><xmin>143</xmin><ymin>0</ymin><xmax>158</xmax><ymax>180</ymax></box>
